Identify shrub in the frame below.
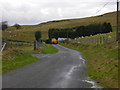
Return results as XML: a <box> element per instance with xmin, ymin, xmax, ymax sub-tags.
<box><xmin>35</xmin><ymin>31</ymin><xmax>41</xmax><ymax>41</ymax></box>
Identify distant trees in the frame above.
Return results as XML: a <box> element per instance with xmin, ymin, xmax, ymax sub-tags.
<box><xmin>14</xmin><ymin>24</ymin><xmax>21</xmax><ymax>29</ymax></box>
<box><xmin>1</xmin><ymin>21</ymin><xmax>8</xmax><ymax>30</ymax></box>
<box><xmin>76</xmin><ymin>22</ymin><xmax>112</xmax><ymax>37</ymax></box>
<box><xmin>35</xmin><ymin>31</ymin><xmax>41</xmax><ymax>41</ymax></box>
<box><xmin>48</xmin><ymin>22</ymin><xmax>112</xmax><ymax>39</ymax></box>
<box><xmin>107</xmin><ymin>23</ymin><xmax>112</xmax><ymax>32</ymax></box>
<box><xmin>48</xmin><ymin>28</ymin><xmax>76</xmax><ymax>39</ymax></box>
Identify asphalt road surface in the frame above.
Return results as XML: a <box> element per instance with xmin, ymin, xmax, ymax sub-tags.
<box><xmin>3</xmin><ymin>44</ymin><xmax>100</xmax><ymax>88</ymax></box>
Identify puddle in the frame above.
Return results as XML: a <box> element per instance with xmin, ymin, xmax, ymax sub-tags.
<box><xmin>79</xmin><ymin>56</ymin><xmax>86</xmax><ymax>64</ymax></box>
<box><xmin>82</xmin><ymin>77</ymin><xmax>104</xmax><ymax>89</ymax></box>
<box><xmin>65</xmin><ymin>65</ymin><xmax>81</xmax><ymax>79</ymax></box>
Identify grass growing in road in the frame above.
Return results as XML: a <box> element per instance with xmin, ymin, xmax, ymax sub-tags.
<box><xmin>43</xmin><ymin>44</ymin><xmax>58</xmax><ymax>54</ymax></box>
<box><xmin>60</xmin><ymin>41</ymin><xmax>118</xmax><ymax>88</ymax></box>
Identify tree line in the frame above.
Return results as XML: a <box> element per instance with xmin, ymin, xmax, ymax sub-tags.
<box><xmin>48</xmin><ymin>22</ymin><xmax>112</xmax><ymax>39</ymax></box>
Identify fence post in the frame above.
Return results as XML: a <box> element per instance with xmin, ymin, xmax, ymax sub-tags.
<box><xmin>34</xmin><ymin>40</ymin><xmax>36</xmax><ymax>50</ymax></box>
<box><xmin>94</xmin><ymin>37</ymin><xmax>96</xmax><ymax>44</ymax></box>
<box><xmin>97</xmin><ymin>37</ymin><xmax>98</xmax><ymax>45</ymax></box>
<box><xmin>106</xmin><ymin>33</ymin><xmax>108</xmax><ymax>44</ymax></box>
<box><xmin>103</xmin><ymin>36</ymin><xmax>105</xmax><ymax>44</ymax></box>
<box><xmin>4</xmin><ymin>39</ymin><xmax>7</xmax><ymax>50</ymax></box>
<box><xmin>100</xmin><ymin>36</ymin><xmax>102</xmax><ymax>44</ymax></box>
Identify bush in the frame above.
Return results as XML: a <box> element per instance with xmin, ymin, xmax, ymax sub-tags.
<box><xmin>48</xmin><ymin>22</ymin><xmax>112</xmax><ymax>39</ymax></box>
<box><xmin>1</xmin><ymin>21</ymin><xmax>8</xmax><ymax>30</ymax></box>
<box><xmin>35</xmin><ymin>31</ymin><xmax>41</xmax><ymax>41</ymax></box>
<box><xmin>14</xmin><ymin>24</ymin><xmax>21</xmax><ymax>29</ymax></box>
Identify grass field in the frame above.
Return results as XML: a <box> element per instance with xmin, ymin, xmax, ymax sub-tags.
<box><xmin>2</xmin><ymin>11</ymin><xmax>120</xmax><ymax>42</ymax></box>
<box><xmin>60</xmin><ymin>41</ymin><xmax>118</xmax><ymax>88</ymax></box>
<box><xmin>2</xmin><ymin>43</ymin><xmax>58</xmax><ymax>74</ymax></box>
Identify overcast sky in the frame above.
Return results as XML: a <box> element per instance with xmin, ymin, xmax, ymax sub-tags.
<box><xmin>0</xmin><ymin>0</ymin><xmax>118</xmax><ymax>26</ymax></box>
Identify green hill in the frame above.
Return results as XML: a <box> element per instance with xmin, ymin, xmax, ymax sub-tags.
<box><xmin>2</xmin><ymin>11</ymin><xmax>119</xmax><ymax>42</ymax></box>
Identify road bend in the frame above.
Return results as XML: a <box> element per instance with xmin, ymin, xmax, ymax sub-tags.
<box><xmin>3</xmin><ymin>44</ymin><xmax>94</xmax><ymax>88</ymax></box>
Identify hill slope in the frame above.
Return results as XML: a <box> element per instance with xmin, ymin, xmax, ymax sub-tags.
<box><xmin>2</xmin><ymin>11</ymin><xmax>119</xmax><ymax>42</ymax></box>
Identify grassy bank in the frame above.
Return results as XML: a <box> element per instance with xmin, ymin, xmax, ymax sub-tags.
<box><xmin>60</xmin><ymin>41</ymin><xmax>118</xmax><ymax>88</ymax></box>
<box><xmin>2</xmin><ymin>43</ymin><xmax>58</xmax><ymax>74</ymax></box>
<box><xmin>2</xmin><ymin>44</ymin><xmax>40</xmax><ymax>74</ymax></box>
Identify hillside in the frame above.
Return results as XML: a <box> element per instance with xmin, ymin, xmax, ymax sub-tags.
<box><xmin>2</xmin><ymin>11</ymin><xmax>119</xmax><ymax>42</ymax></box>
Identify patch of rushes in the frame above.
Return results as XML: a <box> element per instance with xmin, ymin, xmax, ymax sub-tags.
<box><xmin>60</xmin><ymin>41</ymin><xmax>118</xmax><ymax>88</ymax></box>
<box><xmin>43</xmin><ymin>44</ymin><xmax>58</xmax><ymax>54</ymax></box>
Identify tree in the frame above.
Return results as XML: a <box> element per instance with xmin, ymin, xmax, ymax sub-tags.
<box><xmin>1</xmin><ymin>21</ymin><xmax>8</xmax><ymax>30</ymax></box>
<box><xmin>14</xmin><ymin>23</ymin><xmax>21</xmax><ymax>29</ymax></box>
<box><xmin>102</xmin><ymin>22</ymin><xmax>108</xmax><ymax>33</ymax></box>
<box><xmin>107</xmin><ymin>23</ymin><xmax>112</xmax><ymax>32</ymax></box>
<box><xmin>35</xmin><ymin>31</ymin><xmax>41</xmax><ymax>41</ymax></box>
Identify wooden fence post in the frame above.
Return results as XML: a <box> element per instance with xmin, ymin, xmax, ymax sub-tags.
<box><xmin>100</xmin><ymin>36</ymin><xmax>102</xmax><ymax>44</ymax></box>
<box><xmin>97</xmin><ymin>37</ymin><xmax>98</xmax><ymax>45</ymax></box>
<box><xmin>5</xmin><ymin>39</ymin><xmax>7</xmax><ymax>50</ymax></box>
<box><xmin>106</xmin><ymin>33</ymin><xmax>108</xmax><ymax>44</ymax></box>
<box><xmin>34</xmin><ymin>40</ymin><xmax>36</xmax><ymax>50</ymax></box>
<box><xmin>103</xmin><ymin>36</ymin><xmax>105</xmax><ymax>44</ymax></box>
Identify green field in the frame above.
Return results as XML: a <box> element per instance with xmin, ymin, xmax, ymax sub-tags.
<box><xmin>60</xmin><ymin>41</ymin><xmax>118</xmax><ymax>88</ymax></box>
<box><xmin>2</xmin><ymin>11</ymin><xmax>120</xmax><ymax>42</ymax></box>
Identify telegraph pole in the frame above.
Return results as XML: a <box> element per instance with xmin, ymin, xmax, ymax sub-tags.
<box><xmin>116</xmin><ymin>0</ymin><xmax>119</xmax><ymax>41</ymax></box>
<box><xmin>67</xmin><ymin>30</ymin><xmax>68</xmax><ymax>40</ymax></box>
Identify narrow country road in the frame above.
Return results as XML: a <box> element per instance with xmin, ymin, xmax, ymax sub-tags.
<box><xmin>3</xmin><ymin>44</ymin><xmax>99</xmax><ymax>88</ymax></box>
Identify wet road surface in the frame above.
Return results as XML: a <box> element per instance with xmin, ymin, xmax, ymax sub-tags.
<box><xmin>3</xmin><ymin>44</ymin><xmax>96</xmax><ymax>88</ymax></box>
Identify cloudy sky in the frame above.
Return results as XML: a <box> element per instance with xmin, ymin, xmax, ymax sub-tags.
<box><xmin>0</xmin><ymin>0</ymin><xmax>118</xmax><ymax>26</ymax></box>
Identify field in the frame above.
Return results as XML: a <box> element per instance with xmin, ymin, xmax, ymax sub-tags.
<box><xmin>2</xmin><ymin>11</ymin><xmax>120</xmax><ymax>42</ymax></box>
<box><xmin>60</xmin><ymin>40</ymin><xmax>119</xmax><ymax>88</ymax></box>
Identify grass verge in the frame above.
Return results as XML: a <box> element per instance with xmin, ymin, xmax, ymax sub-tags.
<box><xmin>43</xmin><ymin>44</ymin><xmax>58</xmax><ymax>54</ymax></box>
<box><xmin>2</xmin><ymin>44</ymin><xmax>41</xmax><ymax>74</ymax></box>
<box><xmin>60</xmin><ymin>41</ymin><xmax>118</xmax><ymax>88</ymax></box>
<box><xmin>2</xmin><ymin>43</ymin><xmax>58</xmax><ymax>74</ymax></box>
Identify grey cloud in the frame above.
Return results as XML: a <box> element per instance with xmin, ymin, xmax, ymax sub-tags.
<box><xmin>0</xmin><ymin>0</ymin><xmax>117</xmax><ymax>25</ymax></box>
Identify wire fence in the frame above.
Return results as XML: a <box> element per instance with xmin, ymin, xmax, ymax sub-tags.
<box><xmin>33</xmin><ymin>40</ymin><xmax>44</xmax><ymax>50</ymax></box>
<box><xmin>1</xmin><ymin>39</ymin><xmax>34</xmax><ymax>51</ymax></box>
<box><xmin>73</xmin><ymin>33</ymin><xmax>116</xmax><ymax>45</ymax></box>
